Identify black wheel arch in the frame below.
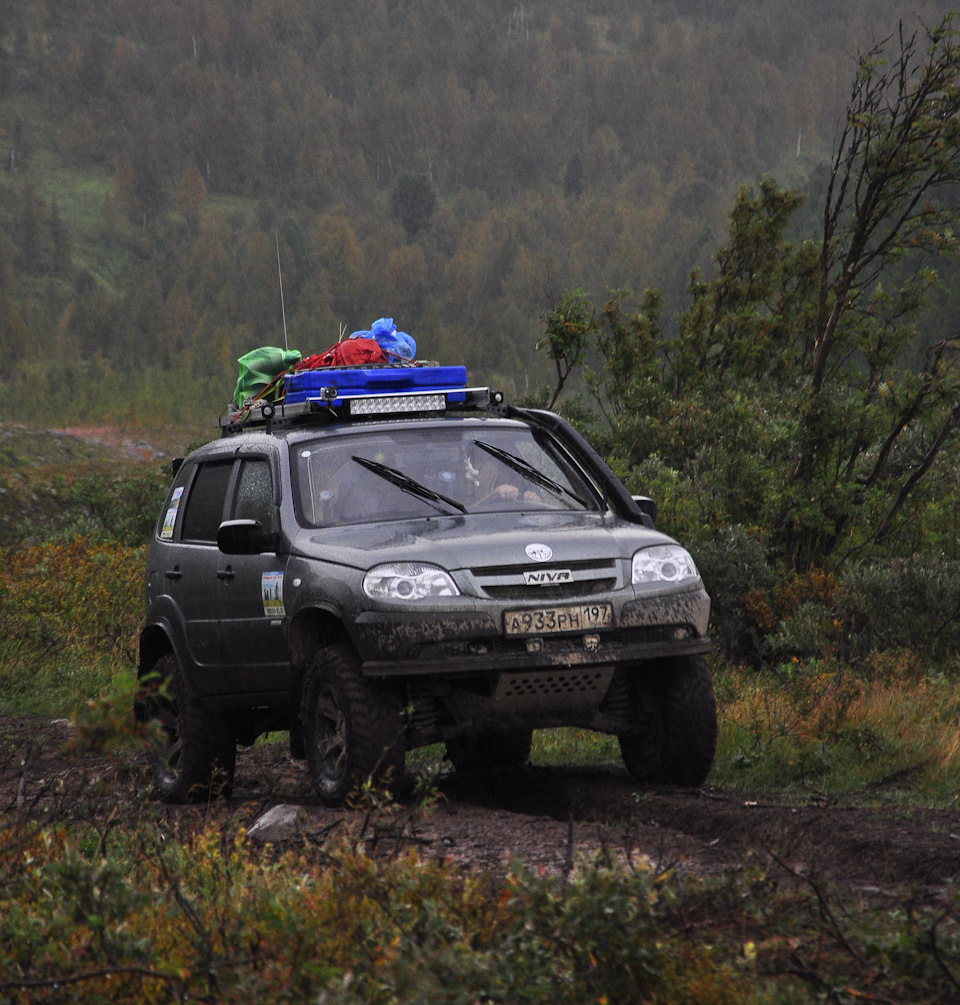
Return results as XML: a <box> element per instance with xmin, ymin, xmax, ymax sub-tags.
<box><xmin>287</xmin><ymin>606</ymin><xmax>349</xmax><ymax>701</ymax></box>
<box><xmin>136</xmin><ymin>623</ymin><xmax>178</xmax><ymax>723</ymax></box>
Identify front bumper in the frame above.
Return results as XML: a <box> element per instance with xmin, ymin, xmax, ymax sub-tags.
<box><xmin>350</xmin><ymin>586</ymin><xmax>711</xmax><ymax>678</ymax></box>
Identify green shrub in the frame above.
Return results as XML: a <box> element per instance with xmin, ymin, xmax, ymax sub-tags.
<box><xmin>693</xmin><ymin>525</ymin><xmax>776</xmax><ymax>662</ymax></box>
<box><xmin>0</xmin><ymin>820</ymin><xmax>743</xmax><ymax>1003</ymax></box>
<box><xmin>837</xmin><ymin>555</ymin><xmax>960</xmax><ymax>665</ymax></box>
<box><xmin>56</xmin><ymin>469</ymin><xmax>169</xmax><ymax>546</ymax></box>
<box><xmin>2</xmin><ymin>812</ymin><xmax>958</xmax><ymax>1004</ymax></box>
<box><xmin>0</xmin><ymin>538</ymin><xmax>143</xmax><ymax>714</ymax></box>
<box><xmin>712</xmin><ymin>657</ymin><xmax>960</xmax><ymax>803</ymax></box>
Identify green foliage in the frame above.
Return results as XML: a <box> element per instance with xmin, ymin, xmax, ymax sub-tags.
<box><xmin>837</xmin><ymin>555</ymin><xmax>960</xmax><ymax>663</ymax></box>
<box><xmin>55</xmin><ymin>469</ymin><xmax>169</xmax><ymax>546</ymax></box>
<box><xmin>390</xmin><ymin>174</ymin><xmax>437</xmax><ymax>238</ymax></box>
<box><xmin>712</xmin><ymin>654</ymin><xmax>960</xmax><ymax>803</ymax></box>
<box><xmin>1</xmin><ymin>798</ymin><xmax>959</xmax><ymax>1003</ymax></box>
<box><xmin>537</xmin><ymin>287</ymin><xmax>595</xmax><ymax>408</ymax></box>
<box><xmin>671</xmin><ymin>180</ymin><xmax>816</xmax><ymax>395</ymax></box>
<box><xmin>534</xmin><ymin>15</ymin><xmax>960</xmax><ymax>665</ymax></box>
<box><xmin>0</xmin><ymin>811</ymin><xmax>744</xmax><ymax>1003</ymax></box>
<box><xmin>5</xmin><ymin>2</ymin><xmax>960</xmax><ymax>420</ymax></box>
<box><xmin>531</xmin><ymin>727</ymin><xmax>620</xmax><ymax>768</ymax></box>
<box><xmin>0</xmin><ymin>538</ymin><xmax>143</xmax><ymax>714</ymax></box>
<box><xmin>693</xmin><ymin>527</ymin><xmax>777</xmax><ymax>661</ymax></box>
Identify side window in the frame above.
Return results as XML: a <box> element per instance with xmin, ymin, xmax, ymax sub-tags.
<box><xmin>233</xmin><ymin>458</ymin><xmax>275</xmax><ymax>531</ymax></box>
<box><xmin>180</xmin><ymin>460</ymin><xmax>234</xmax><ymax>543</ymax></box>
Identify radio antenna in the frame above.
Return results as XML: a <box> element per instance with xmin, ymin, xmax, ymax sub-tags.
<box><xmin>275</xmin><ymin>230</ymin><xmax>288</xmax><ymax>350</ymax></box>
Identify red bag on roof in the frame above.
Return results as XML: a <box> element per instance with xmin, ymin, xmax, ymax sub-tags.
<box><xmin>297</xmin><ymin>338</ymin><xmax>386</xmax><ymax>371</ymax></box>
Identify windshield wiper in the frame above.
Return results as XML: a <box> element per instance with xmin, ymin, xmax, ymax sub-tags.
<box><xmin>472</xmin><ymin>440</ymin><xmax>589</xmax><ymax>507</ymax></box>
<box><xmin>351</xmin><ymin>456</ymin><xmax>467</xmax><ymax>514</ymax></box>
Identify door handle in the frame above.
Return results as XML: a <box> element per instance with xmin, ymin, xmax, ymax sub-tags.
<box><xmin>165</xmin><ymin>567</ymin><xmax>182</xmax><ymax>581</ymax></box>
<box><xmin>217</xmin><ymin>567</ymin><xmax>235</xmax><ymax>581</ymax></box>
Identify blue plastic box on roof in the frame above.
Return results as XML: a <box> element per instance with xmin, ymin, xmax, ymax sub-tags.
<box><xmin>284</xmin><ymin>364</ymin><xmax>468</xmax><ymax>406</ymax></box>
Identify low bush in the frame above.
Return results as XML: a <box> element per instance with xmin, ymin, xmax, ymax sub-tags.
<box><xmin>712</xmin><ymin>654</ymin><xmax>960</xmax><ymax>803</ymax></box>
<box><xmin>0</xmin><ymin>817</ymin><xmax>746</xmax><ymax>1003</ymax></box>
<box><xmin>0</xmin><ymin>538</ymin><xmax>143</xmax><ymax>715</ymax></box>
<box><xmin>55</xmin><ymin>469</ymin><xmax>169</xmax><ymax>546</ymax></box>
<box><xmin>837</xmin><ymin>555</ymin><xmax>960</xmax><ymax>664</ymax></box>
<box><xmin>693</xmin><ymin>525</ymin><xmax>777</xmax><ymax>662</ymax></box>
<box><xmin>1</xmin><ymin>804</ymin><xmax>958</xmax><ymax>1004</ymax></box>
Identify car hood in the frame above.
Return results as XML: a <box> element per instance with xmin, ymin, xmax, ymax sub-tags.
<box><xmin>290</xmin><ymin>510</ymin><xmax>677</xmax><ymax>571</ymax></box>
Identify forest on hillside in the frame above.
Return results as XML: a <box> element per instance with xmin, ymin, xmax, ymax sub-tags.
<box><xmin>0</xmin><ymin>0</ymin><xmax>957</xmax><ymax>420</ymax></box>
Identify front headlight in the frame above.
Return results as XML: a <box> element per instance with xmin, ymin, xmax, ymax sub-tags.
<box><xmin>363</xmin><ymin>562</ymin><xmax>460</xmax><ymax>600</ymax></box>
<box><xmin>632</xmin><ymin>545</ymin><xmax>699</xmax><ymax>585</ymax></box>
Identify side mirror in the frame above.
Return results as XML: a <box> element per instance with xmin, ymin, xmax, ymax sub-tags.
<box><xmin>631</xmin><ymin>495</ymin><xmax>658</xmax><ymax>527</ymax></box>
<box><xmin>217</xmin><ymin>519</ymin><xmax>277</xmax><ymax>555</ymax></box>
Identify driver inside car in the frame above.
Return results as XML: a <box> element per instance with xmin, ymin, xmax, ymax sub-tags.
<box><xmin>463</xmin><ymin>446</ymin><xmax>540</xmax><ymax>504</ymax></box>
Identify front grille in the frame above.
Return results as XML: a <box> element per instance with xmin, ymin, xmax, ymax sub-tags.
<box><xmin>471</xmin><ymin>558</ymin><xmax>621</xmax><ymax>600</ymax></box>
<box><xmin>483</xmin><ymin>578</ymin><xmax>616</xmax><ymax>600</ymax></box>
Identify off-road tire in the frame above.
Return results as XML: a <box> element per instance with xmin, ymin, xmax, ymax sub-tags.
<box><xmin>301</xmin><ymin>642</ymin><xmax>404</xmax><ymax>804</ymax></box>
<box><xmin>618</xmin><ymin>654</ymin><xmax>716</xmax><ymax>786</ymax></box>
<box><xmin>139</xmin><ymin>653</ymin><xmax>236</xmax><ymax>803</ymax></box>
<box><xmin>445</xmin><ymin>729</ymin><xmax>533</xmax><ymax>773</ymax></box>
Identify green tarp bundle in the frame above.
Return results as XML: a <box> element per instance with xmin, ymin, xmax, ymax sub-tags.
<box><xmin>233</xmin><ymin>346</ymin><xmax>302</xmax><ymax>407</ymax></box>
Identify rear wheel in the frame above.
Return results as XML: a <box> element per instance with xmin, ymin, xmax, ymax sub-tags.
<box><xmin>138</xmin><ymin>653</ymin><xmax>236</xmax><ymax>803</ymax></box>
<box><xmin>301</xmin><ymin>642</ymin><xmax>404</xmax><ymax>804</ymax></box>
<box><xmin>445</xmin><ymin>728</ymin><xmax>533</xmax><ymax>773</ymax></box>
<box><xmin>618</xmin><ymin>654</ymin><xmax>716</xmax><ymax>786</ymax></box>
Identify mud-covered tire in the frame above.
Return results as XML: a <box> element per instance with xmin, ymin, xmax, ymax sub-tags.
<box><xmin>138</xmin><ymin>653</ymin><xmax>236</xmax><ymax>803</ymax></box>
<box><xmin>618</xmin><ymin>654</ymin><xmax>717</xmax><ymax>787</ymax></box>
<box><xmin>300</xmin><ymin>643</ymin><xmax>404</xmax><ymax>804</ymax></box>
<box><xmin>445</xmin><ymin>729</ymin><xmax>533</xmax><ymax>773</ymax></box>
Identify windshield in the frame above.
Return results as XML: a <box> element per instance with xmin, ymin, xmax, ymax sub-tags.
<box><xmin>293</xmin><ymin>422</ymin><xmax>599</xmax><ymax>528</ymax></box>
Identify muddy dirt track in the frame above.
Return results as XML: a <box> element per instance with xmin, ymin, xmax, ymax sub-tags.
<box><xmin>3</xmin><ymin>716</ymin><xmax>959</xmax><ymax>893</ymax></box>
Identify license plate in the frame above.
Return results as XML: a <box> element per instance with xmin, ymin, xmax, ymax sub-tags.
<box><xmin>504</xmin><ymin>603</ymin><xmax>613</xmax><ymax>635</ymax></box>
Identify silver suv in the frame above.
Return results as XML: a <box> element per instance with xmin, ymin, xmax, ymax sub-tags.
<box><xmin>136</xmin><ymin>382</ymin><xmax>715</xmax><ymax>803</ymax></box>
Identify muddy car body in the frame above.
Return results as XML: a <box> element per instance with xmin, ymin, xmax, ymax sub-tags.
<box><xmin>137</xmin><ymin>379</ymin><xmax>715</xmax><ymax>803</ymax></box>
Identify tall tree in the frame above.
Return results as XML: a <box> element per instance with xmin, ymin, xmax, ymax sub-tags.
<box><xmin>786</xmin><ymin>15</ymin><xmax>960</xmax><ymax>566</ymax></box>
<box><xmin>542</xmin><ymin>14</ymin><xmax>960</xmax><ymax>574</ymax></box>
<box><xmin>390</xmin><ymin>174</ymin><xmax>437</xmax><ymax>238</ymax></box>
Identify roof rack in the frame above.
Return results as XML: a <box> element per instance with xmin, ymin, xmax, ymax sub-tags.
<box><xmin>219</xmin><ymin>365</ymin><xmax>502</xmax><ymax>436</ymax></box>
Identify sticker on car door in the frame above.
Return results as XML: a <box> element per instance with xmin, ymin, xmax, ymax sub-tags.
<box><xmin>261</xmin><ymin>571</ymin><xmax>285</xmax><ymax>617</ymax></box>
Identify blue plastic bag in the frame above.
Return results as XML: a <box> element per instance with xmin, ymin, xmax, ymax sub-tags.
<box><xmin>349</xmin><ymin>317</ymin><xmax>416</xmax><ymax>360</ymax></box>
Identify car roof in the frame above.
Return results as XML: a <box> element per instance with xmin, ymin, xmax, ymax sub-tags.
<box><xmin>188</xmin><ymin>412</ymin><xmax>531</xmax><ymax>462</ymax></box>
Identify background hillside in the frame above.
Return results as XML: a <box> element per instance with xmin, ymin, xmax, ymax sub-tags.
<box><xmin>1</xmin><ymin>0</ymin><xmax>956</xmax><ymax>424</ymax></box>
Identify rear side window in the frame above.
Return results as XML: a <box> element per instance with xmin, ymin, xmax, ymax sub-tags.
<box><xmin>233</xmin><ymin>458</ymin><xmax>275</xmax><ymax>531</ymax></box>
<box><xmin>180</xmin><ymin>461</ymin><xmax>234</xmax><ymax>543</ymax></box>
<box><xmin>157</xmin><ymin>463</ymin><xmax>192</xmax><ymax>540</ymax></box>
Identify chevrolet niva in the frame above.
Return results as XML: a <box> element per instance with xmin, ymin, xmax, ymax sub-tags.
<box><xmin>135</xmin><ymin>370</ymin><xmax>715</xmax><ymax>804</ymax></box>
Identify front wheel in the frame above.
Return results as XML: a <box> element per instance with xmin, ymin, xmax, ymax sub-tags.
<box><xmin>300</xmin><ymin>643</ymin><xmax>404</xmax><ymax>804</ymax></box>
<box><xmin>618</xmin><ymin>654</ymin><xmax>717</xmax><ymax>787</ymax></box>
<box><xmin>137</xmin><ymin>653</ymin><xmax>236</xmax><ymax>803</ymax></box>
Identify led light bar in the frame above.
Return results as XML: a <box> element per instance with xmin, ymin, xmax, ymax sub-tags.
<box><xmin>348</xmin><ymin>392</ymin><xmax>447</xmax><ymax>415</ymax></box>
